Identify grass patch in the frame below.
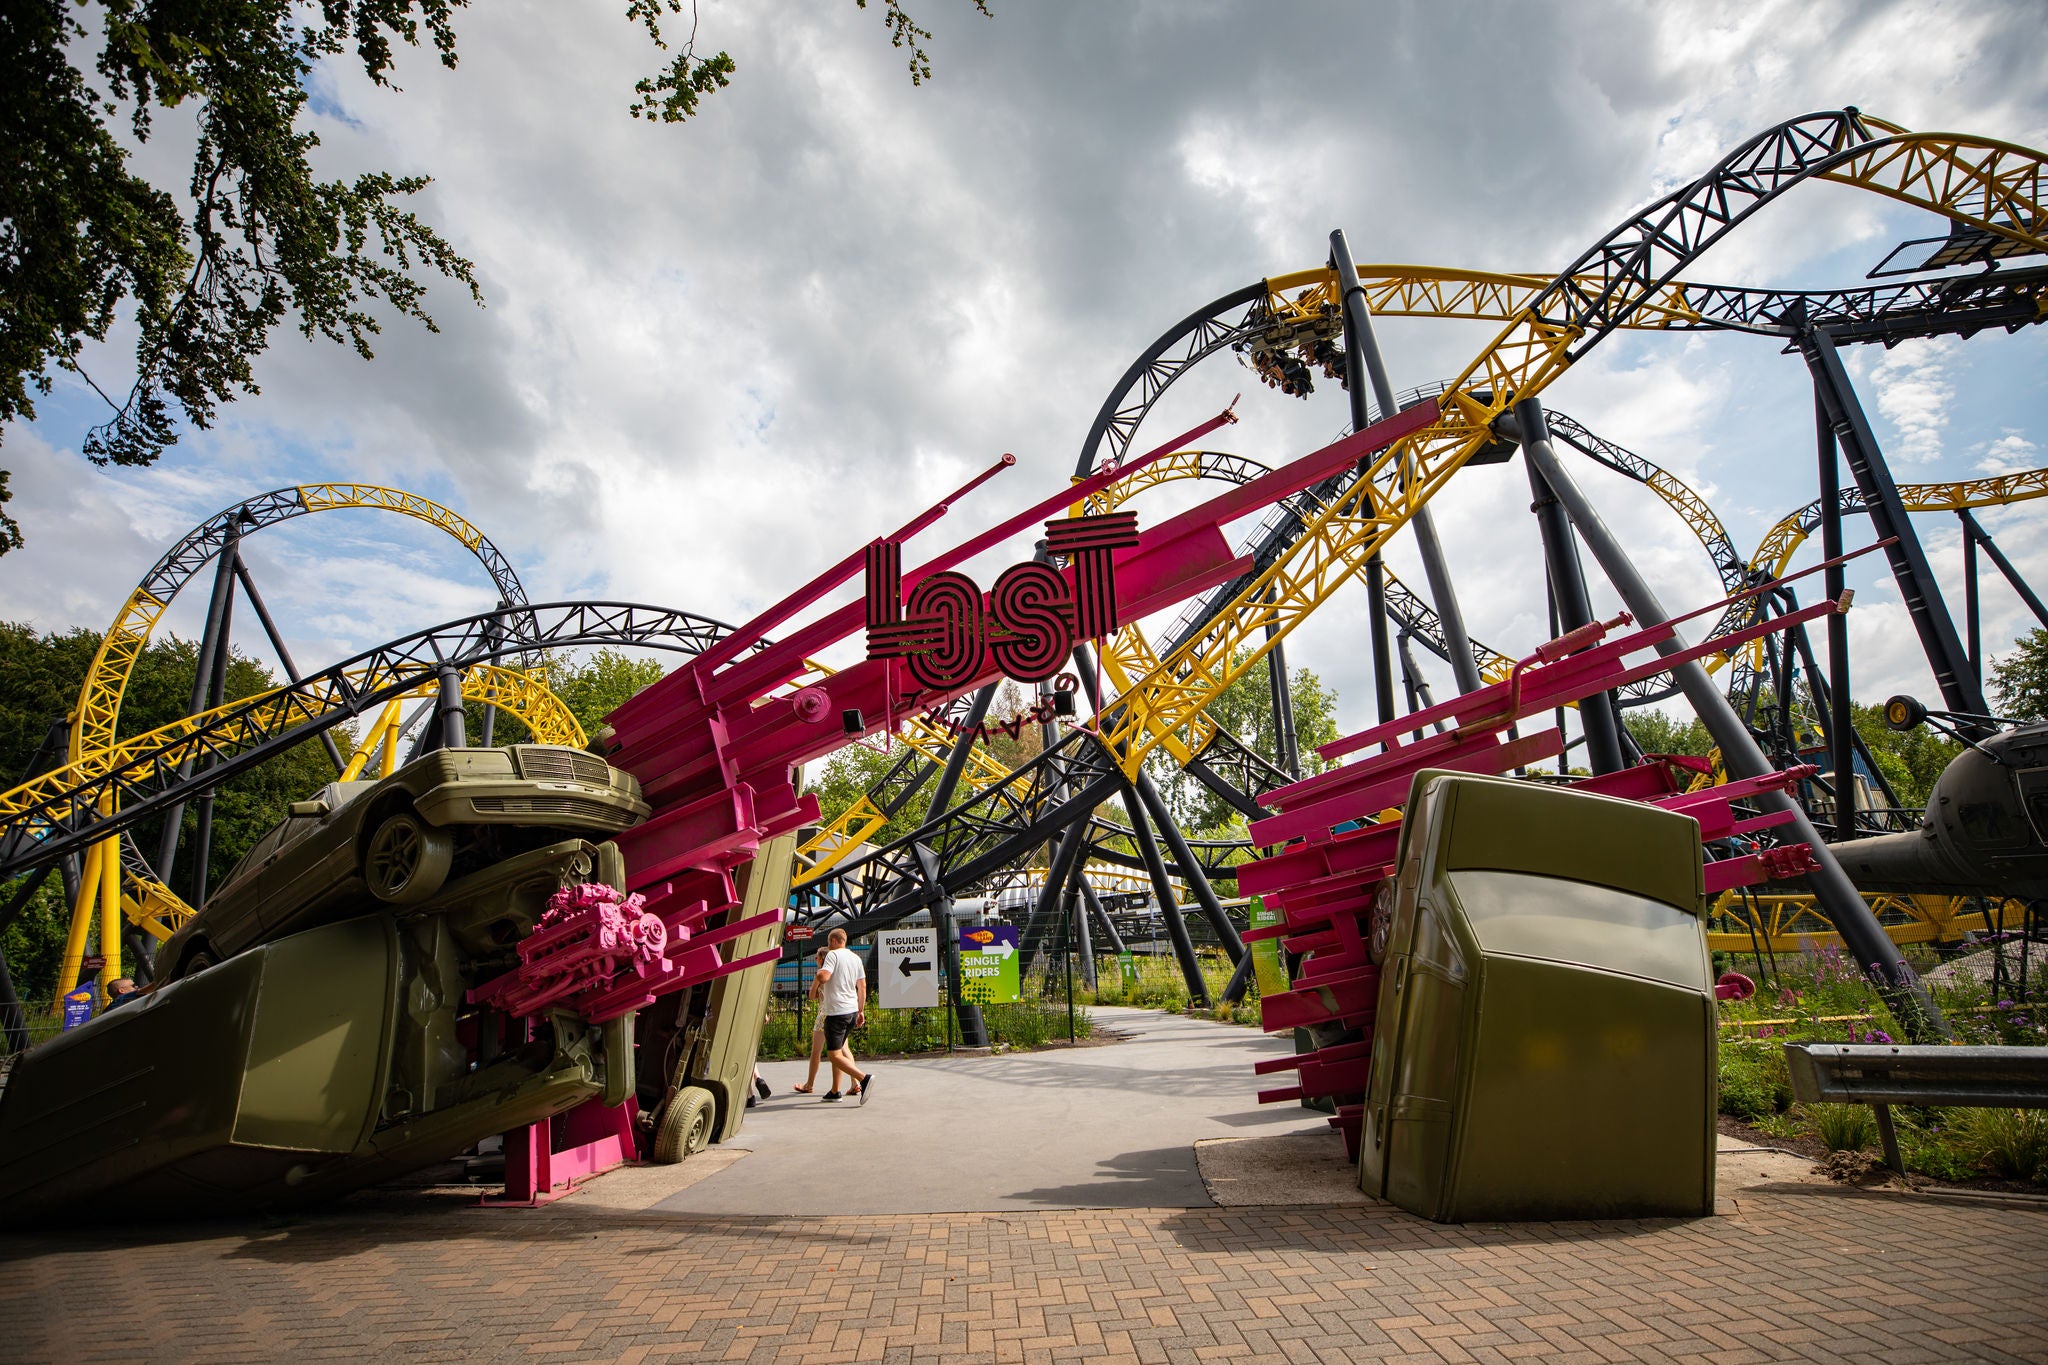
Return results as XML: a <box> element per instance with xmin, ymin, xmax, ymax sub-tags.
<box><xmin>757</xmin><ymin>990</ymin><xmax>1091</xmax><ymax>1060</ymax></box>
<box><xmin>1952</xmin><ymin>1108</ymin><xmax>2048</xmax><ymax>1182</ymax></box>
<box><xmin>1715</xmin><ymin>938</ymin><xmax>2048</xmax><ymax>1185</ymax></box>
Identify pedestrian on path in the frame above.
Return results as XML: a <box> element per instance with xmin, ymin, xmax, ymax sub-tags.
<box><xmin>793</xmin><ymin>946</ymin><xmax>830</xmax><ymax>1094</ymax></box>
<box><xmin>814</xmin><ymin>928</ymin><xmax>874</xmax><ymax>1104</ymax></box>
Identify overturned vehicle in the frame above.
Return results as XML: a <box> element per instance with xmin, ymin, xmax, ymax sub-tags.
<box><xmin>0</xmin><ymin>744</ymin><xmax>788</xmax><ymax>1219</ymax></box>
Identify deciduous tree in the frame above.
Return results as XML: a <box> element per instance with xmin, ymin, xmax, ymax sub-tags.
<box><xmin>1</xmin><ymin>0</ymin><xmax>989</xmax><ymax>554</ymax></box>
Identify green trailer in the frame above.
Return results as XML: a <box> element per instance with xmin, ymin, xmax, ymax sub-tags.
<box><xmin>1358</xmin><ymin>770</ymin><xmax>1718</xmax><ymax>1222</ymax></box>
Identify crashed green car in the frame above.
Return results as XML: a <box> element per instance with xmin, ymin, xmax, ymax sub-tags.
<box><xmin>159</xmin><ymin>744</ymin><xmax>650</xmax><ymax>978</ymax></box>
<box><xmin>0</xmin><ymin>833</ymin><xmax>631</xmax><ymax>1219</ymax></box>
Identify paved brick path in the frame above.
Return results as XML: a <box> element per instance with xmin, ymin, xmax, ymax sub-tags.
<box><xmin>3</xmin><ymin>1182</ymin><xmax>2044</xmax><ymax>1363</ymax></box>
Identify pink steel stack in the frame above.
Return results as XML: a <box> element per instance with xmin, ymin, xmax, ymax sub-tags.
<box><xmin>595</xmin><ymin>402</ymin><xmax>1443</xmax><ymax>961</ymax></box>
<box><xmin>1241</xmin><ymin>595</ymin><xmax>1839</xmax><ymax>1160</ymax></box>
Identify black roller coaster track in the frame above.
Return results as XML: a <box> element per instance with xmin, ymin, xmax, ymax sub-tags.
<box><xmin>0</xmin><ymin>602</ymin><xmax>738</xmax><ymax>876</ymax></box>
<box><xmin>129</xmin><ymin>487</ymin><xmax>533</xmax><ymax>627</ymax></box>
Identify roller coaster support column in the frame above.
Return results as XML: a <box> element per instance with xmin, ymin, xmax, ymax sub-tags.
<box><xmin>1517</xmin><ymin>398</ymin><xmax>1627</xmax><ymax>775</ymax></box>
<box><xmin>1119</xmin><ymin>783</ymin><xmax>1210</xmax><ymax>1007</ymax></box>
<box><xmin>927</xmin><ymin>683</ymin><xmax>997</xmax><ymax>1043</ymax></box>
<box><xmin>1784</xmin><ymin>601</ymin><xmax>1902</xmax><ymax>815</ymax></box>
<box><xmin>1799</xmin><ymin>322</ymin><xmax>1989</xmax><ymax>729</ymax></box>
<box><xmin>1266</xmin><ymin>588</ymin><xmax>1302</xmax><ymax>779</ymax></box>
<box><xmin>1025</xmin><ymin>817</ymin><xmax>1089</xmax><ymax>977</ymax></box>
<box><xmin>1065</xmin><ymin>852</ymin><xmax>1096</xmax><ymax>991</ymax></box>
<box><xmin>436</xmin><ymin>667</ymin><xmax>467</xmax><ymax>750</ymax></box>
<box><xmin>1330</xmin><ymin>232</ymin><xmax>1396</xmax><ymax>723</ymax></box>
<box><xmin>156</xmin><ymin>516</ymin><xmax>242</xmax><ymax>892</ymax></box>
<box><xmin>1522</xmin><ymin>434</ymin><xmax>1951</xmax><ymax>1041</ymax></box>
<box><xmin>1818</xmin><ymin>396</ymin><xmax>1856</xmax><ymax>843</ymax></box>
<box><xmin>1074</xmin><ymin>642</ymin><xmax>1241</xmax><ymax>969</ymax></box>
<box><xmin>1961</xmin><ymin>510</ymin><xmax>2048</xmax><ymax>635</ymax></box>
<box><xmin>233</xmin><ymin>557</ymin><xmax>345</xmax><ymax>773</ymax></box>
<box><xmin>186</xmin><ymin>523</ymin><xmax>240</xmax><ymax>907</ymax></box>
<box><xmin>1080</xmin><ymin>879</ymin><xmax>1125</xmax><ymax>956</ymax></box>
<box><xmin>479</xmin><ymin>608</ymin><xmax>506</xmax><ymax>747</ymax></box>
<box><xmin>1332</xmin><ymin>228</ymin><xmax>1484</xmax><ymax>698</ymax></box>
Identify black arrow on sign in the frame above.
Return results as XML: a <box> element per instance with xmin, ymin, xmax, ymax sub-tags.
<box><xmin>898</xmin><ymin>958</ymin><xmax>933</xmax><ymax>977</ymax></box>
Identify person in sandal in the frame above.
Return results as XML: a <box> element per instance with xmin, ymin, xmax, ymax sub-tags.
<box><xmin>791</xmin><ymin>947</ymin><xmax>831</xmax><ymax>1095</ymax></box>
<box><xmin>814</xmin><ymin>928</ymin><xmax>870</xmax><ymax>1103</ymax></box>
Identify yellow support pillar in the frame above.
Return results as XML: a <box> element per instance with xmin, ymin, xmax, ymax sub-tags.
<box><xmin>341</xmin><ymin>699</ymin><xmax>401</xmax><ymax>780</ymax></box>
<box><xmin>98</xmin><ymin>834</ymin><xmax>122</xmax><ymax>1001</ymax></box>
<box><xmin>51</xmin><ymin>840</ymin><xmax>104</xmax><ymax>1014</ymax></box>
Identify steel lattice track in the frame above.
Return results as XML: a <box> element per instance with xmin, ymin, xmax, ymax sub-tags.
<box><xmin>0</xmin><ymin>602</ymin><xmax>739</xmax><ymax>876</ymax></box>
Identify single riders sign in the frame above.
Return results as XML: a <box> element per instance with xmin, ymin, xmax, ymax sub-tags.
<box><xmin>863</xmin><ymin>512</ymin><xmax>1140</xmax><ymax>689</ymax></box>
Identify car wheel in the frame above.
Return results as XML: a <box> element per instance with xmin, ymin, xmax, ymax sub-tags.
<box><xmin>179</xmin><ymin>947</ymin><xmax>217</xmax><ymax>980</ymax></box>
<box><xmin>652</xmin><ymin>1087</ymin><xmax>716</xmax><ymax>1164</ymax></box>
<box><xmin>364</xmin><ymin>810</ymin><xmax>454</xmax><ymax>905</ymax></box>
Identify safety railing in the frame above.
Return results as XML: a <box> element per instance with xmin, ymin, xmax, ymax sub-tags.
<box><xmin>1783</xmin><ymin>1042</ymin><xmax>2048</xmax><ymax>1173</ymax></box>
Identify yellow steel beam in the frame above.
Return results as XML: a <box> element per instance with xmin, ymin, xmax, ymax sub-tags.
<box><xmin>1704</xmin><ymin>891</ymin><xmax>2014</xmax><ymax>954</ymax></box>
<box><xmin>1096</xmin><ymin>121</ymin><xmax>2047</xmax><ymax>777</ymax></box>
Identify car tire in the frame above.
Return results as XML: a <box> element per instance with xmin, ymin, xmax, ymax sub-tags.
<box><xmin>363</xmin><ymin>810</ymin><xmax>455</xmax><ymax>905</ymax></box>
<box><xmin>178</xmin><ymin>946</ymin><xmax>217</xmax><ymax>980</ymax></box>
<box><xmin>652</xmin><ymin>1087</ymin><xmax>716</xmax><ymax>1164</ymax></box>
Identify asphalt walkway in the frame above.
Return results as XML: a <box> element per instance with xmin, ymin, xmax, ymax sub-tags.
<box><xmin>675</xmin><ymin>1006</ymin><xmax>1326</xmax><ymax>1214</ymax></box>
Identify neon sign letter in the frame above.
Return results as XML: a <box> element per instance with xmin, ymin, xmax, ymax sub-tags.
<box><xmin>864</xmin><ymin>513</ymin><xmax>1139</xmax><ymax>689</ymax></box>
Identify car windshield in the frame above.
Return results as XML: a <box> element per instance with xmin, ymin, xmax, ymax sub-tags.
<box><xmin>1447</xmin><ymin>868</ymin><xmax>1706</xmax><ymax>989</ymax></box>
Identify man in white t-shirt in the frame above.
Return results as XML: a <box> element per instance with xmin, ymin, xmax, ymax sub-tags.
<box><xmin>811</xmin><ymin>927</ymin><xmax>874</xmax><ymax>1104</ymax></box>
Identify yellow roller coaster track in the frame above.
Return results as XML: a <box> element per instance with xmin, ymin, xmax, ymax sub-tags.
<box><xmin>1706</xmin><ymin>891</ymin><xmax>2022</xmax><ymax>955</ymax></box>
<box><xmin>49</xmin><ymin>664</ymin><xmax>584</xmax><ymax>1006</ymax></box>
<box><xmin>1093</xmin><ymin>115</ymin><xmax>2048</xmax><ymax>778</ymax></box>
<box><xmin>1751</xmin><ymin>467</ymin><xmax>2048</xmax><ymax>579</ymax></box>
<box><xmin>789</xmin><ymin>664</ymin><xmax>1018</xmax><ymax>887</ymax></box>
<box><xmin>68</xmin><ymin>485</ymin><xmax>520</xmax><ymax>775</ymax></box>
<box><xmin>45</xmin><ymin>484</ymin><xmax>539</xmax><ymax>1004</ymax></box>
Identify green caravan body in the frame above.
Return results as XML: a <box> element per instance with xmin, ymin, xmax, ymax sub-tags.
<box><xmin>0</xmin><ymin>838</ymin><xmax>630</xmax><ymax>1220</ymax></box>
<box><xmin>1357</xmin><ymin>770</ymin><xmax>1718</xmax><ymax>1222</ymax></box>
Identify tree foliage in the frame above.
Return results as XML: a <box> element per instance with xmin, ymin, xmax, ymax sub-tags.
<box><xmin>1624</xmin><ymin>709</ymin><xmax>1713</xmax><ymax>758</ymax></box>
<box><xmin>1991</xmin><ymin>627</ymin><xmax>2048</xmax><ymax>723</ymax></box>
<box><xmin>1149</xmin><ymin>653</ymin><xmax>1341</xmax><ymax>838</ymax></box>
<box><xmin>1</xmin><ymin>0</ymin><xmax>989</xmax><ymax>554</ymax></box>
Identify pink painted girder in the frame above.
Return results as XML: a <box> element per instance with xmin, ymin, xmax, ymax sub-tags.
<box><xmin>1237</xmin><ymin>581</ymin><xmax>1856</xmax><ymax>1158</ymax></box>
<box><xmin>596</xmin><ymin>400</ymin><xmax>1442</xmax><ymax>937</ymax></box>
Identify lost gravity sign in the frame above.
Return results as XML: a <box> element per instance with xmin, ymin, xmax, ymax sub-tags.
<box><xmin>864</xmin><ymin>513</ymin><xmax>1141</xmax><ymax>689</ymax></box>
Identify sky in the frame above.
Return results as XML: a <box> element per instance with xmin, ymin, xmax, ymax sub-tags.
<box><xmin>5</xmin><ymin>0</ymin><xmax>2047</xmax><ymax>750</ymax></box>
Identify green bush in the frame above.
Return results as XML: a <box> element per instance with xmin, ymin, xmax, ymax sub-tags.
<box><xmin>755</xmin><ymin>992</ymin><xmax>1090</xmax><ymax>1060</ymax></box>
<box><xmin>1808</xmin><ymin>1103</ymin><xmax>1878</xmax><ymax>1153</ymax></box>
<box><xmin>1896</xmin><ymin>1113</ymin><xmax>1980</xmax><ymax>1182</ymax></box>
<box><xmin>1717</xmin><ymin>1046</ymin><xmax>1792</xmax><ymax>1122</ymax></box>
<box><xmin>1080</xmin><ymin>953</ymin><xmax>1237</xmax><ymax>1011</ymax></box>
<box><xmin>1953</xmin><ymin>1108</ymin><xmax>2048</xmax><ymax>1182</ymax></box>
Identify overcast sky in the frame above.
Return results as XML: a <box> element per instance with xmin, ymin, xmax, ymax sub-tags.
<box><xmin>6</xmin><ymin>0</ymin><xmax>2047</xmax><ymax>746</ymax></box>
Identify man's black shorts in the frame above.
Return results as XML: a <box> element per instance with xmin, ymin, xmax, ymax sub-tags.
<box><xmin>823</xmin><ymin>1012</ymin><xmax>858</xmax><ymax>1051</ymax></box>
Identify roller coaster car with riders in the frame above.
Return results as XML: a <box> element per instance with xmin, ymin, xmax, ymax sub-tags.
<box><xmin>159</xmin><ymin>743</ymin><xmax>651</xmax><ymax>980</ymax></box>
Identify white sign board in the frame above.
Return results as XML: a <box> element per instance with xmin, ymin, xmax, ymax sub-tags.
<box><xmin>876</xmin><ymin>928</ymin><xmax>939</xmax><ymax>1009</ymax></box>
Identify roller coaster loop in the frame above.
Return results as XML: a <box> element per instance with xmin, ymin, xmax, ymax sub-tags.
<box><xmin>67</xmin><ymin>485</ymin><xmax>533</xmax><ymax>776</ymax></box>
<box><xmin>1088</xmin><ymin>111</ymin><xmax>2048</xmax><ymax>778</ymax></box>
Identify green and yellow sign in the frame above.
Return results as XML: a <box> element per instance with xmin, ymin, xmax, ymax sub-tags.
<box><xmin>957</xmin><ymin>924</ymin><xmax>1021</xmax><ymax>1004</ymax></box>
<box><xmin>1250</xmin><ymin>895</ymin><xmax>1290</xmax><ymax>998</ymax></box>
